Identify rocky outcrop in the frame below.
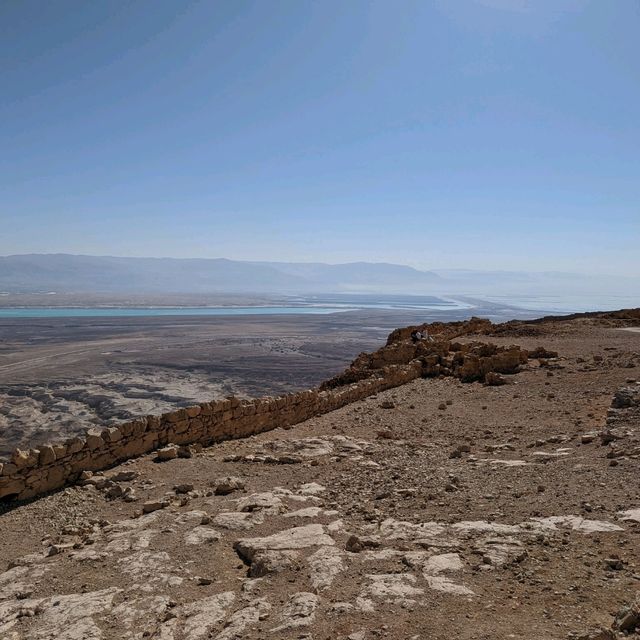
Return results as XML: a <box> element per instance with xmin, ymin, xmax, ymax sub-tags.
<box><xmin>385</xmin><ymin>316</ymin><xmax>494</xmax><ymax>344</ymax></box>
<box><xmin>613</xmin><ymin>593</ymin><xmax>640</xmax><ymax>632</ymax></box>
<box><xmin>321</xmin><ymin>337</ymin><xmax>528</xmax><ymax>388</ymax></box>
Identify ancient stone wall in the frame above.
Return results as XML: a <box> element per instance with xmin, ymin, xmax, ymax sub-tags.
<box><xmin>0</xmin><ymin>362</ymin><xmax>423</xmax><ymax>502</ymax></box>
<box><xmin>0</xmin><ymin>328</ymin><xmax>531</xmax><ymax>503</ymax></box>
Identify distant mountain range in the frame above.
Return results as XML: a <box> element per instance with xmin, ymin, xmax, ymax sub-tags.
<box><xmin>0</xmin><ymin>254</ymin><xmax>638</xmax><ymax>298</ymax></box>
<box><xmin>0</xmin><ymin>254</ymin><xmax>441</xmax><ymax>295</ymax></box>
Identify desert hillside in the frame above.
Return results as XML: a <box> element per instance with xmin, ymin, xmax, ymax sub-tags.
<box><xmin>1</xmin><ymin>311</ymin><xmax>639</xmax><ymax>639</ymax></box>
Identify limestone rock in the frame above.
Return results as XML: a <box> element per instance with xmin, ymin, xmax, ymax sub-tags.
<box><xmin>363</xmin><ymin>574</ymin><xmax>424</xmax><ymax>602</ymax></box>
<box><xmin>213</xmin><ymin>511</ymin><xmax>264</xmax><ymax>531</ymax></box>
<box><xmin>237</xmin><ymin>492</ymin><xmax>283</xmax><ymax>514</ymax></box>
<box><xmin>157</xmin><ymin>591</ymin><xmax>236</xmax><ymax>640</ymax></box>
<box><xmin>474</xmin><ymin>537</ymin><xmax>527</xmax><ymax>567</ymax></box>
<box><xmin>176</xmin><ymin>510</ymin><xmax>210</xmax><ymax>525</ymax></box>
<box><xmin>142</xmin><ymin>499</ymin><xmax>170</xmax><ymax>514</ymax></box>
<box><xmin>283</xmin><ymin>506</ymin><xmax>324</xmax><ymax>519</ymax></box>
<box><xmin>531</xmin><ymin>515</ymin><xmax>623</xmax><ymax>533</ymax></box>
<box><xmin>618</xmin><ymin>508</ymin><xmax>640</xmax><ymax>524</ymax></box>
<box><xmin>215</xmin><ymin>598</ymin><xmax>271</xmax><ymax>640</ymax></box>
<box><xmin>156</xmin><ymin>445</ymin><xmax>179</xmax><ymax>461</ymax></box>
<box><xmin>234</xmin><ymin>524</ymin><xmax>335</xmax><ymax>564</ymax></box>
<box><xmin>249</xmin><ymin>550</ymin><xmax>300</xmax><ymax>577</ymax></box>
<box><xmin>379</xmin><ymin>518</ymin><xmax>446</xmax><ymax>541</ymax></box>
<box><xmin>213</xmin><ymin>476</ymin><xmax>245</xmax><ymax>495</ymax></box>
<box><xmin>0</xmin><ymin>587</ymin><xmax>121</xmax><ymax>639</ymax></box>
<box><xmin>308</xmin><ymin>546</ymin><xmax>345</xmax><ymax>590</ymax></box>
<box><xmin>298</xmin><ymin>482</ymin><xmax>326</xmax><ymax>496</ymax></box>
<box><xmin>184</xmin><ymin>526</ymin><xmax>221</xmax><ymax>546</ymax></box>
<box><xmin>270</xmin><ymin>592</ymin><xmax>319</xmax><ymax>632</ymax></box>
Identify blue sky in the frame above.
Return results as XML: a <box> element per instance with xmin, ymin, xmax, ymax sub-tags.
<box><xmin>1</xmin><ymin>0</ymin><xmax>638</xmax><ymax>274</ymax></box>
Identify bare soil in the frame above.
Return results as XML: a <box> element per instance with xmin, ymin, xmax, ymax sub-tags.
<box><xmin>0</xmin><ymin>316</ymin><xmax>639</xmax><ymax>639</ymax></box>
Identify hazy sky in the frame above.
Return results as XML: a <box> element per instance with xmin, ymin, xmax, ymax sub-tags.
<box><xmin>1</xmin><ymin>0</ymin><xmax>638</xmax><ymax>274</ymax></box>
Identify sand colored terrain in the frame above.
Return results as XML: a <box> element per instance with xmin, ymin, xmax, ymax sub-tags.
<box><xmin>0</xmin><ymin>312</ymin><xmax>639</xmax><ymax>639</ymax></box>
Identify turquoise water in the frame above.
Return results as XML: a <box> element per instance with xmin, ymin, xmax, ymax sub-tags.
<box><xmin>0</xmin><ymin>296</ymin><xmax>474</xmax><ymax>319</ymax></box>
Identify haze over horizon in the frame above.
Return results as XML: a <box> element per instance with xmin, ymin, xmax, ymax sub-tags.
<box><xmin>2</xmin><ymin>1</ymin><xmax>639</xmax><ymax>278</ymax></box>
<box><xmin>1</xmin><ymin>254</ymin><xmax>639</xmax><ymax>305</ymax></box>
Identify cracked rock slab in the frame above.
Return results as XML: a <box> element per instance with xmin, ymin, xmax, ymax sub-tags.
<box><xmin>156</xmin><ymin>591</ymin><xmax>236</xmax><ymax>640</ymax></box>
<box><xmin>184</xmin><ymin>526</ymin><xmax>221</xmax><ymax>546</ymax></box>
<box><xmin>363</xmin><ymin>574</ymin><xmax>424</xmax><ymax>602</ymax></box>
<box><xmin>234</xmin><ymin>524</ymin><xmax>335</xmax><ymax>564</ymax></box>
<box><xmin>308</xmin><ymin>546</ymin><xmax>345</xmax><ymax>590</ymax></box>
<box><xmin>249</xmin><ymin>550</ymin><xmax>301</xmax><ymax>577</ymax></box>
<box><xmin>270</xmin><ymin>592</ymin><xmax>319</xmax><ymax>632</ymax></box>
<box><xmin>213</xmin><ymin>511</ymin><xmax>264</xmax><ymax>530</ymax></box>
<box><xmin>0</xmin><ymin>587</ymin><xmax>122</xmax><ymax>639</ymax></box>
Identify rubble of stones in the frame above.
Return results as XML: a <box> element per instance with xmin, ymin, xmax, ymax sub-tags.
<box><xmin>321</xmin><ymin>334</ymin><xmax>529</xmax><ymax>389</ymax></box>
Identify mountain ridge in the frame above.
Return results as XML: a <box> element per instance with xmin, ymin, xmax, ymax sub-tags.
<box><xmin>1</xmin><ymin>253</ymin><xmax>639</xmax><ymax>298</ymax></box>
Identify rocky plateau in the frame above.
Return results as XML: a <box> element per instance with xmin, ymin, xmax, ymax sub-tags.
<box><xmin>1</xmin><ymin>310</ymin><xmax>640</xmax><ymax>639</ymax></box>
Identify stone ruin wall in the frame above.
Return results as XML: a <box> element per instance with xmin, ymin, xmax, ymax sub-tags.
<box><xmin>0</xmin><ymin>324</ymin><xmax>533</xmax><ymax>503</ymax></box>
<box><xmin>0</xmin><ymin>363</ymin><xmax>424</xmax><ymax>502</ymax></box>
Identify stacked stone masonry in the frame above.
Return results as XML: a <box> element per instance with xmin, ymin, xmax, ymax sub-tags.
<box><xmin>0</xmin><ymin>328</ymin><xmax>531</xmax><ymax>502</ymax></box>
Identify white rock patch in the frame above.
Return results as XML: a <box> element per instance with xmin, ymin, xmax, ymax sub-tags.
<box><xmin>308</xmin><ymin>546</ymin><xmax>345</xmax><ymax>590</ymax></box>
<box><xmin>270</xmin><ymin>592</ymin><xmax>319</xmax><ymax>632</ymax></box>
<box><xmin>532</xmin><ymin>516</ymin><xmax>623</xmax><ymax>533</ymax></box>
<box><xmin>184</xmin><ymin>526</ymin><xmax>221</xmax><ymax>546</ymax></box>
<box><xmin>363</xmin><ymin>574</ymin><xmax>424</xmax><ymax>602</ymax></box>
<box><xmin>234</xmin><ymin>524</ymin><xmax>335</xmax><ymax>564</ymax></box>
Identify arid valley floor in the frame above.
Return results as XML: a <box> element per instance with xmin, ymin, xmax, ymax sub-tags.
<box><xmin>0</xmin><ymin>312</ymin><xmax>639</xmax><ymax>639</ymax></box>
<box><xmin>0</xmin><ymin>301</ymin><xmax>530</xmax><ymax>458</ymax></box>
<box><xmin>0</xmin><ymin>311</ymin><xmax>395</xmax><ymax>458</ymax></box>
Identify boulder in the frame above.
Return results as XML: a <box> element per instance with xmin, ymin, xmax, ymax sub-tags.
<box><xmin>155</xmin><ymin>445</ymin><xmax>179</xmax><ymax>462</ymax></box>
<box><xmin>142</xmin><ymin>499</ymin><xmax>170</xmax><ymax>514</ymax></box>
<box><xmin>212</xmin><ymin>476</ymin><xmax>245</xmax><ymax>495</ymax></box>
